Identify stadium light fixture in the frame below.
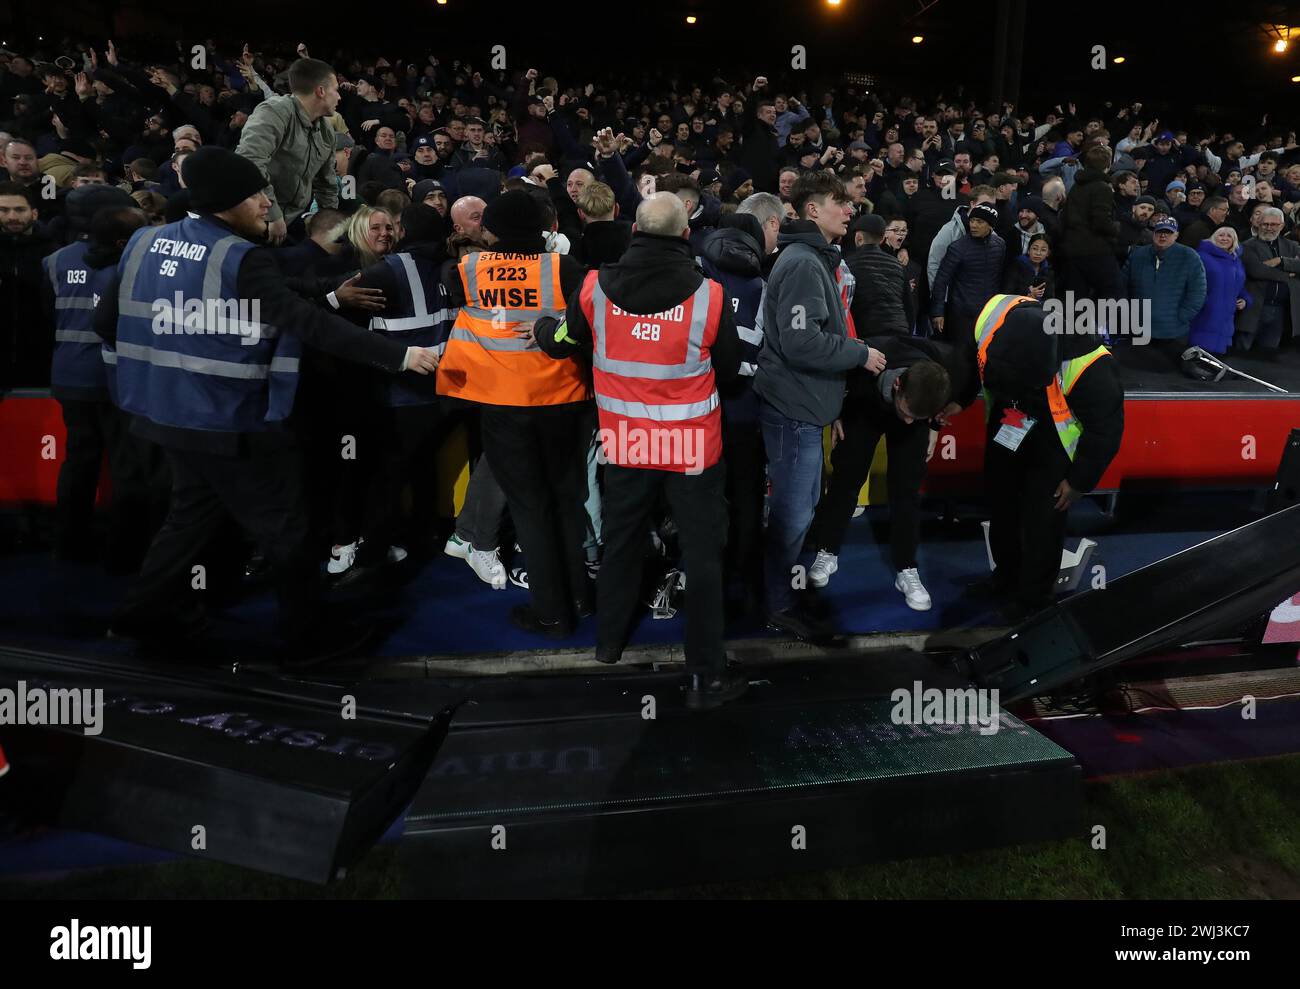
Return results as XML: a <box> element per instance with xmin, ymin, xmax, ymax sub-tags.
<box><xmin>1276</xmin><ymin>38</ymin><xmax>1289</xmax><ymax>53</ymax></box>
<box><xmin>1292</xmin><ymin>75</ymin><xmax>1300</xmax><ymax>82</ymax></box>
<box><xmin>828</xmin><ymin>0</ymin><xmax>843</xmax><ymax>7</ymax></box>
<box><xmin>912</xmin><ymin>35</ymin><xmax>924</xmax><ymax>44</ymax></box>
<box><xmin>1113</xmin><ymin>56</ymin><xmax>1126</xmax><ymax>64</ymax></box>
<box><xmin>686</xmin><ymin>14</ymin><xmax>697</xmax><ymax>23</ymax></box>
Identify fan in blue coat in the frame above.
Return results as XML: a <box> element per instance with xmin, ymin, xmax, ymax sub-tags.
<box><xmin>1189</xmin><ymin>226</ymin><xmax>1250</xmax><ymax>355</ymax></box>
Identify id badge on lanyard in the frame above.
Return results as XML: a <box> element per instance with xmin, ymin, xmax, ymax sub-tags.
<box><xmin>993</xmin><ymin>404</ymin><xmax>1037</xmax><ymax>452</ymax></box>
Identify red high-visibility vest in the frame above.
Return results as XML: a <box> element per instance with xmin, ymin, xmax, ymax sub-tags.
<box><xmin>579</xmin><ymin>270</ymin><xmax>725</xmax><ymax>473</ymax></box>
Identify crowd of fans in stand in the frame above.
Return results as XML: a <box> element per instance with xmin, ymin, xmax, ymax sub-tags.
<box><xmin>2</xmin><ymin>35</ymin><xmax>1298</xmax><ymax>604</ymax></box>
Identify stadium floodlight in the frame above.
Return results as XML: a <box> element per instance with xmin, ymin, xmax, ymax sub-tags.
<box><xmin>912</xmin><ymin>35</ymin><xmax>924</xmax><ymax>44</ymax></box>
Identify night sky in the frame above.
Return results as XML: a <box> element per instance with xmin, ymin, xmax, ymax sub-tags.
<box><xmin>5</xmin><ymin>0</ymin><xmax>1300</xmax><ymax>127</ymax></box>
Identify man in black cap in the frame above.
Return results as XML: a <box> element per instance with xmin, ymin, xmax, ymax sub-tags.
<box><xmin>411</xmin><ymin>178</ymin><xmax>448</xmax><ymax>217</ymax></box>
<box><xmin>908</xmin><ymin>159</ymin><xmax>962</xmax><ymax>273</ymax></box>
<box><xmin>846</xmin><ymin>214</ymin><xmax>912</xmax><ymax>337</ymax></box>
<box><xmin>409</xmin><ymin>135</ymin><xmax>443</xmax><ymax>182</ymax></box>
<box><xmin>93</xmin><ymin>146</ymin><xmax>440</xmax><ymax>664</ymax></box>
<box><xmin>1117</xmin><ymin>194</ymin><xmax>1155</xmax><ymax>262</ymax></box>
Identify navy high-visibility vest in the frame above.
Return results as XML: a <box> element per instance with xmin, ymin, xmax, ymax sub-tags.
<box><xmin>368</xmin><ymin>252</ymin><xmax>453</xmax><ymax>407</ymax></box>
<box><xmin>44</xmin><ymin>240</ymin><xmax>117</xmax><ymax>399</ymax></box>
<box><xmin>114</xmin><ymin>215</ymin><xmax>300</xmax><ymax>433</ymax></box>
<box><xmin>698</xmin><ymin>253</ymin><xmax>764</xmax><ymax>422</ymax></box>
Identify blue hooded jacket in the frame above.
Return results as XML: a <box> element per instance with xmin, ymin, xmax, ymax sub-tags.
<box><xmin>1189</xmin><ymin>239</ymin><xmax>1250</xmax><ymax>353</ymax></box>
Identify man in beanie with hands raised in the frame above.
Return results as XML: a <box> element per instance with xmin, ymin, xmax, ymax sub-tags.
<box><xmin>439</xmin><ymin>188</ymin><xmax>592</xmax><ymax>639</ymax></box>
<box><xmin>94</xmin><ymin>146</ymin><xmax>440</xmax><ymax>666</ymax></box>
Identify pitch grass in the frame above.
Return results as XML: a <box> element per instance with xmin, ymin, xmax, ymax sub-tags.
<box><xmin>4</xmin><ymin>756</ymin><xmax>1300</xmax><ymax>899</ymax></box>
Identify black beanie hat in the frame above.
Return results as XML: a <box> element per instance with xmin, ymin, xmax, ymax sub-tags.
<box><xmin>482</xmin><ymin>188</ymin><xmax>544</xmax><ymax>242</ymax></box>
<box><xmin>969</xmin><ymin>202</ymin><xmax>1000</xmax><ymax>226</ymax></box>
<box><xmin>65</xmin><ymin>184</ymin><xmax>137</xmax><ymax>237</ymax></box>
<box><xmin>183</xmin><ymin>147</ymin><xmax>268</xmax><ymax>214</ymax></box>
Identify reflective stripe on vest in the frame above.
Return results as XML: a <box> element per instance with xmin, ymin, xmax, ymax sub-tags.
<box><xmin>45</xmin><ymin>241</ymin><xmax>115</xmax><ymax>393</ymax></box>
<box><xmin>369</xmin><ymin>254</ymin><xmax>456</xmax><ymax>333</ymax></box>
<box><xmin>369</xmin><ymin>252</ymin><xmax>451</xmax><ymax>407</ymax></box>
<box><xmin>591</xmin><ymin>277</ymin><xmax>714</xmax><ymax>380</ymax></box>
<box><xmin>114</xmin><ymin>217</ymin><xmax>300</xmax><ymax>431</ymax></box>
<box><xmin>438</xmin><ymin>250</ymin><xmax>589</xmax><ymax>406</ymax></box>
<box><xmin>582</xmin><ymin>270</ymin><xmax>724</xmax><ymax>472</ymax></box>
<box><xmin>1049</xmin><ymin>344</ymin><xmax>1112</xmax><ymax>460</ymax></box>
<box><xmin>699</xmin><ymin>253</ymin><xmax>763</xmax><ymax>379</ymax></box>
<box><xmin>973</xmin><ymin>293</ymin><xmax>1035</xmax><ymax>380</ymax></box>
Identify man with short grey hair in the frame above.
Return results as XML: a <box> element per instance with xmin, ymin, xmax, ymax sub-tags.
<box><xmin>1237</xmin><ymin>205</ymin><xmax>1300</xmax><ymax>354</ymax></box>
<box><xmin>737</xmin><ymin>191</ymin><xmax>783</xmax><ymax>254</ymax></box>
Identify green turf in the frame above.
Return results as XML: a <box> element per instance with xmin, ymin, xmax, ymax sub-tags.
<box><xmin>5</xmin><ymin>756</ymin><xmax>1300</xmax><ymax>899</ymax></box>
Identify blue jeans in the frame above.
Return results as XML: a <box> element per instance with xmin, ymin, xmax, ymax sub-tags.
<box><xmin>760</xmin><ymin>402</ymin><xmax>826</xmax><ymax>613</ymax></box>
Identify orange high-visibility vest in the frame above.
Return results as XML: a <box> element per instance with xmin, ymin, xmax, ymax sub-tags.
<box><xmin>437</xmin><ymin>251</ymin><xmax>590</xmax><ymax>406</ymax></box>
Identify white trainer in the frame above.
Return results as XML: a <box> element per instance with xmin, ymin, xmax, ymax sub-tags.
<box><xmin>443</xmin><ymin>533</ymin><xmax>470</xmax><ymax>559</ymax></box>
<box><xmin>327</xmin><ymin>541</ymin><xmax>359</xmax><ymax>575</ymax></box>
<box><xmin>468</xmin><ymin>547</ymin><xmax>507</xmax><ymax>590</ymax></box>
<box><xmin>808</xmin><ymin>550</ymin><xmax>839</xmax><ymax>588</ymax></box>
<box><xmin>387</xmin><ymin>545</ymin><xmax>408</xmax><ymax>564</ymax></box>
<box><xmin>895</xmin><ymin>568</ymin><xmax>932</xmax><ymax>611</ymax></box>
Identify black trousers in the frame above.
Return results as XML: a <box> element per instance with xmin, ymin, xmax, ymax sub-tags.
<box><xmin>598</xmin><ymin>461</ymin><xmax>728</xmax><ymax>673</ymax></box>
<box><xmin>983</xmin><ymin>413</ymin><xmax>1071</xmax><ymax>611</ymax></box>
<box><xmin>479</xmin><ymin>404</ymin><xmax>590</xmax><ymax>624</ymax></box>
<box><xmin>940</xmin><ymin>309</ymin><xmax>978</xmax><ymax>346</ymax></box>
<box><xmin>722</xmin><ymin>416</ymin><xmax>765</xmax><ymax>600</ymax></box>
<box><xmin>356</xmin><ymin>402</ymin><xmax>452</xmax><ymax>562</ymax></box>
<box><xmin>56</xmin><ymin>399</ymin><xmax>165</xmax><ymax>568</ymax></box>
<box><xmin>1065</xmin><ymin>251</ymin><xmax>1124</xmax><ymax>304</ymax></box>
<box><xmin>809</xmin><ymin>399</ymin><xmax>931</xmax><ymax>569</ymax></box>
<box><xmin>115</xmin><ymin>440</ymin><xmax>319</xmax><ymax>641</ymax></box>
<box><xmin>297</xmin><ymin>366</ymin><xmax>382</xmax><ymax>557</ymax></box>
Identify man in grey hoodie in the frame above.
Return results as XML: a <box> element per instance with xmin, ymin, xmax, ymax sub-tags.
<box><xmin>755</xmin><ymin>172</ymin><xmax>886</xmax><ymax>638</ymax></box>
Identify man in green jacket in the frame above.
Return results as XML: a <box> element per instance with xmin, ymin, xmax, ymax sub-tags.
<box><xmin>235</xmin><ymin>58</ymin><xmax>341</xmax><ymax>244</ymax></box>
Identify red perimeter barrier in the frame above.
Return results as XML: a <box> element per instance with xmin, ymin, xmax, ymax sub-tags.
<box><xmin>2</xmin><ymin>391</ymin><xmax>1298</xmax><ymax>506</ymax></box>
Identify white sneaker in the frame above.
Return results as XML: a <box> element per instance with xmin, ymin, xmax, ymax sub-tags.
<box><xmin>443</xmin><ymin>533</ymin><xmax>470</xmax><ymax>559</ymax></box>
<box><xmin>468</xmin><ymin>547</ymin><xmax>507</xmax><ymax>590</ymax></box>
<box><xmin>387</xmin><ymin>545</ymin><xmax>408</xmax><ymax>564</ymax></box>
<box><xmin>808</xmin><ymin>550</ymin><xmax>839</xmax><ymax>588</ymax></box>
<box><xmin>852</xmin><ymin>505</ymin><xmax>866</xmax><ymax>519</ymax></box>
<box><xmin>895</xmin><ymin>568</ymin><xmax>932</xmax><ymax>611</ymax></box>
<box><xmin>327</xmin><ymin>541</ymin><xmax>359</xmax><ymax>575</ymax></box>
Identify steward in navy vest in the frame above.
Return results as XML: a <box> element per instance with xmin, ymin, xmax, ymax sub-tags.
<box><xmin>538</xmin><ymin>192</ymin><xmax>747</xmax><ymax>711</ymax></box>
<box><xmin>41</xmin><ymin>186</ymin><xmax>149</xmax><ymax>564</ymax></box>
<box><xmin>339</xmin><ymin>208</ymin><xmax>456</xmax><ymax>564</ymax></box>
<box><xmin>698</xmin><ymin>212</ymin><xmax>768</xmax><ymax>619</ymax></box>
<box><xmin>92</xmin><ymin>147</ymin><xmax>441</xmax><ymax>666</ymax></box>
